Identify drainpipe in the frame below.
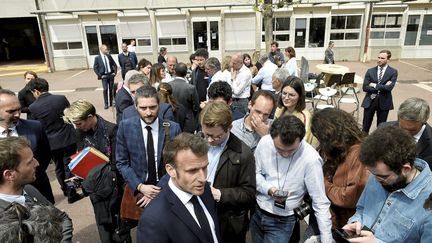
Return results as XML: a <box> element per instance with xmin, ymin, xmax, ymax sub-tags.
<box><xmin>362</xmin><ymin>2</ymin><xmax>373</xmax><ymax>63</ymax></box>
<box><xmin>34</xmin><ymin>0</ymin><xmax>53</xmax><ymax>72</ymax></box>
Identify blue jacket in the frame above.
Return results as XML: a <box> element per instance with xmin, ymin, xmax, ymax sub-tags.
<box><xmin>115</xmin><ymin>116</ymin><xmax>181</xmax><ymax>192</ymax></box>
<box><xmin>349</xmin><ymin>159</ymin><xmax>432</xmax><ymax>242</ymax></box>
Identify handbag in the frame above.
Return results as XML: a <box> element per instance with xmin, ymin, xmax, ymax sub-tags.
<box><xmin>120</xmin><ymin>185</ymin><xmax>143</xmax><ymax>221</ymax></box>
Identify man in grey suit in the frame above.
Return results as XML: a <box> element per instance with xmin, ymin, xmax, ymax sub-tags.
<box><xmin>170</xmin><ymin>62</ymin><xmax>200</xmax><ymax>133</ymax></box>
<box><xmin>380</xmin><ymin>97</ymin><xmax>432</xmax><ymax>167</ymax></box>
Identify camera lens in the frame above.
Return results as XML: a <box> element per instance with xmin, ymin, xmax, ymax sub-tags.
<box><xmin>293</xmin><ymin>203</ymin><xmax>312</xmax><ymax>220</ymax></box>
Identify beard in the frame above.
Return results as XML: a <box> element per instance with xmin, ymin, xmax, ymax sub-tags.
<box><xmin>382</xmin><ymin>174</ymin><xmax>408</xmax><ymax>192</ymax></box>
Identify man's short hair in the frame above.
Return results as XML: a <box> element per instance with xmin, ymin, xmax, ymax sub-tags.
<box><xmin>63</xmin><ymin>99</ymin><xmax>96</xmax><ymax>124</ymax></box>
<box><xmin>137</xmin><ymin>58</ymin><xmax>152</xmax><ymax>69</ymax></box>
<box><xmin>23</xmin><ymin>71</ymin><xmax>38</xmax><ymax>79</ymax></box>
<box><xmin>195</xmin><ymin>48</ymin><xmax>209</xmax><ymax>59</ymax></box>
<box><xmin>398</xmin><ymin>97</ymin><xmax>430</xmax><ymax>124</ymax></box>
<box><xmin>258</xmin><ymin>54</ymin><xmax>269</xmax><ymax>64</ymax></box>
<box><xmin>270</xmin><ymin>115</ymin><xmax>305</xmax><ymax>145</ymax></box>
<box><xmin>272</xmin><ymin>68</ymin><xmax>290</xmax><ymax>82</ymax></box>
<box><xmin>163</xmin><ymin>133</ymin><xmax>208</xmax><ymax>168</ymax></box>
<box><xmin>134</xmin><ymin>85</ymin><xmax>159</xmax><ymax>104</ymax></box>
<box><xmin>205</xmin><ymin>57</ymin><xmax>221</xmax><ymax>71</ymax></box>
<box><xmin>200</xmin><ymin>102</ymin><xmax>232</xmax><ymax>131</ymax></box>
<box><xmin>360</xmin><ymin>126</ymin><xmax>416</xmax><ymax>173</ymax></box>
<box><xmin>0</xmin><ymin>89</ymin><xmax>16</xmax><ymax>97</ymax></box>
<box><xmin>159</xmin><ymin>47</ymin><xmax>167</xmax><ymax>53</ymax></box>
<box><xmin>207</xmin><ymin>82</ymin><xmax>232</xmax><ymax>103</ymax></box>
<box><xmin>380</xmin><ymin>49</ymin><xmax>392</xmax><ymax>59</ymax></box>
<box><xmin>128</xmin><ymin>73</ymin><xmax>149</xmax><ymax>85</ymax></box>
<box><xmin>271</xmin><ymin>41</ymin><xmax>279</xmax><ymax>47</ymax></box>
<box><xmin>124</xmin><ymin>70</ymin><xmax>140</xmax><ymax>84</ymax></box>
<box><xmin>0</xmin><ymin>202</ymin><xmax>63</xmax><ymax>243</ymax></box>
<box><xmin>0</xmin><ymin>137</ymin><xmax>30</xmax><ymax>183</ymax></box>
<box><xmin>250</xmin><ymin>90</ymin><xmax>276</xmax><ymax>108</ymax></box>
<box><xmin>28</xmin><ymin>78</ymin><xmax>49</xmax><ymax>92</ymax></box>
<box><xmin>174</xmin><ymin>63</ymin><xmax>188</xmax><ymax>78</ymax></box>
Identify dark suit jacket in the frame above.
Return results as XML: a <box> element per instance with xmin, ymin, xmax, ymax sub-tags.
<box><xmin>18</xmin><ymin>85</ymin><xmax>36</xmax><ymax>119</ymax></box>
<box><xmin>380</xmin><ymin>121</ymin><xmax>432</xmax><ymax>167</ymax></box>
<box><xmin>121</xmin><ymin>102</ymin><xmax>175</xmax><ymax>123</ymax></box>
<box><xmin>361</xmin><ymin>65</ymin><xmax>398</xmax><ymax>110</ymax></box>
<box><xmin>116</xmin><ymin>116</ymin><xmax>181</xmax><ymax>192</ymax></box>
<box><xmin>93</xmin><ymin>54</ymin><xmax>117</xmax><ymax>80</ymax></box>
<box><xmin>118</xmin><ymin>52</ymin><xmax>138</xmax><ymax>79</ymax></box>
<box><xmin>213</xmin><ymin>133</ymin><xmax>256</xmax><ymax>242</ymax></box>
<box><xmin>137</xmin><ymin>183</ymin><xmax>221</xmax><ymax>243</ymax></box>
<box><xmin>115</xmin><ymin>87</ymin><xmax>134</xmax><ymax>124</ymax></box>
<box><xmin>170</xmin><ymin>78</ymin><xmax>200</xmax><ymax>133</ymax></box>
<box><xmin>16</xmin><ymin>119</ymin><xmax>54</xmax><ymax>203</ymax></box>
<box><xmin>29</xmin><ymin>93</ymin><xmax>76</xmax><ymax>150</ymax></box>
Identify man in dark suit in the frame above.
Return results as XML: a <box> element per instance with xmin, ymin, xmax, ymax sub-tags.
<box><xmin>137</xmin><ymin>133</ymin><xmax>221</xmax><ymax>243</ymax></box>
<box><xmin>115</xmin><ymin>71</ymin><xmax>142</xmax><ymax>124</ymax></box>
<box><xmin>93</xmin><ymin>44</ymin><xmax>117</xmax><ymax>109</ymax></box>
<box><xmin>191</xmin><ymin>48</ymin><xmax>209</xmax><ymax>104</ymax></box>
<box><xmin>116</xmin><ymin>85</ymin><xmax>181</xmax><ymax>211</ymax></box>
<box><xmin>361</xmin><ymin>49</ymin><xmax>398</xmax><ymax>133</ymax></box>
<box><xmin>118</xmin><ymin>43</ymin><xmax>138</xmax><ymax>81</ymax></box>
<box><xmin>0</xmin><ymin>89</ymin><xmax>54</xmax><ymax>203</ymax></box>
<box><xmin>380</xmin><ymin>97</ymin><xmax>432</xmax><ymax>167</ymax></box>
<box><xmin>170</xmin><ymin>62</ymin><xmax>200</xmax><ymax>133</ymax></box>
<box><xmin>200</xmin><ymin>102</ymin><xmax>255</xmax><ymax>243</ymax></box>
<box><xmin>28</xmin><ymin>78</ymin><xmax>82</xmax><ymax>204</ymax></box>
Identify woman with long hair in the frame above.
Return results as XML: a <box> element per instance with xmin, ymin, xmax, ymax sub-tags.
<box><xmin>149</xmin><ymin>63</ymin><xmax>165</xmax><ymax>89</ymax></box>
<box><xmin>311</xmin><ymin>108</ymin><xmax>369</xmax><ymax>228</ymax></box>
<box><xmin>158</xmin><ymin>82</ymin><xmax>186</xmax><ymax>130</ymax></box>
<box><xmin>274</xmin><ymin>76</ymin><xmax>315</xmax><ymax>145</ymax></box>
<box><xmin>283</xmin><ymin>47</ymin><xmax>298</xmax><ymax>77</ymax></box>
<box><xmin>243</xmin><ymin>53</ymin><xmax>258</xmax><ymax>77</ymax></box>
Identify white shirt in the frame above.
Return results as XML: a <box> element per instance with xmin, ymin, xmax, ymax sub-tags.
<box><xmin>283</xmin><ymin>57</ymin><xmax>298</xmax><ymax>77</ymax></box>
<box><xmin>222</xmin><ymin>70</ymin><xmax>232</xmax><ymax>86</ymax></box>
<box><xmin>210</xmin><ymin>70</ymin><xmax>230</xmax><ymax>86</ymax></box>
<box><xmin>0</xmin><ymin>192</ymin><xmax>25</xmax><ymax>205</ymax></box>
<box><xmin>251</xmin><ymin>60</ymin><xmax>278</xmax><ymax>91</ymax></box>
<box><xmin>168</xmin><ymin>179</ymin><xmax>219</xmax><ymax>243</ymax></box>
<box><xmin>232</xmin><ymin>65</ymin><xmax>252</xmax><ymax>98</ymax></box>
<box><xmin>140</xmin><ymin>117</ymin><xmax>159</xmax><ymax>181</ymax></box>
<box><xmin>163</xmin><ymin>72</ymin><xmax>175</xmax><ymax>83</ymax></box>
<box><xmin>0</xmin><ymin>126</ymin><xmax>18</xmax><ymax>138</ymax></box>
<box><xmin>127</xmin><ymin>45</ymin><xmax>136</xmax><ymax>53</ymax></box>
<box><xmin>414</xmin><ymin>124</ymin><xmax>426</xmax><ymax>143</ymax></box>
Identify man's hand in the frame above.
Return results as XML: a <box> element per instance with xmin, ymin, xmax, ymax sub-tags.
<box><xmin>211</xmin><ymin>186</ymin><xmax>221</xmax><ymax>202</ymax></box>
<box><xmin>368</xmin><ymin>83</ymin><xmax>377</xmax><ymax>88</ymax></box>
<box><xmin>348</xmin><ymin>230</ymin><xmax>376</xmax><ymax>243</ymax></box>
<box><xmin>250</xmin><ymin>113</ymin><xmax>271</xmax><ymax>137</ymax></box>
<box><xmin>200</xmin><ymin>101</ymin><xmax>208</xmax><ymax>109</ymax></box>
<box><xmin>343</xmin><ymin>221</ymin><xmax>362</xmax><ymax>236</ymax></box>
<box><xmin>385</xmin><ymin>81</ymin><xmax>392</xmax><ymax>85</ymax></box>
<box><xmin>268</xmin><ymin>186</ymin><xmax>278</xmax><ymax>197</ymax></box>
<box><xmin>231</xmin><ymin>68</ymin><xmax>237</xmax><ymax>80</ymax></box>
<box><xmin>138</xmin><ymin>184</ymin><xmax>161</xmax><ymax>199</ymax></box>
<box><xmin>136</xmin><ymin>194</ymin><xmax>153</xmax><ymax>208</ymax></box>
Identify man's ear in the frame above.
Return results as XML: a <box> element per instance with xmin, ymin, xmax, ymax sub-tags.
<box><xmin>247</xmin><ymin>101</ymin><xmax>252</xmax><ymax>111</ymax></box>
<box><xmin>2</xmin><ymin>169</ymin><xmax>15</xmax><ymax>182</ymax></box>
<box><xmin>401</xmin><ymin>163</ymin><xmax>413</xmax><ymax>175</ymax></box>
<box><xmin>165</xmin><ymin>163</ymin><xmax>176</xmax><ymax>178</ymax></box>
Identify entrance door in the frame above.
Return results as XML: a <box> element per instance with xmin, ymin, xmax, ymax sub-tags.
<box><xmin>402</xmin><ymin>14</ymin><xmax>432</xmax><ymax>58</ymax></box>
<box><xmin>294</xmin><ymin>17</ymin><xmax>326</xmax><ymax>59</ymax></box>
<box><xmin>85</xmin><ymin>25</ymin><xmax>119</xmax><ymax>67</ymax></box>
<box><xmin>192</xmin><ymin>20</ymin><xmax>220</xmax><ymax>59</ymax></box>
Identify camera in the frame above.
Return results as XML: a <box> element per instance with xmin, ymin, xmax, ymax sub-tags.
<box><xmin>293</xmin><ymin>202</ymin><xmax>312</xmax><ymax>220</ymax></box>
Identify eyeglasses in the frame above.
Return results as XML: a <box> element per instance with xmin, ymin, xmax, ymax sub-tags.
<box><xmin>199</xmin><ymin>131</ymin><xmax>226</xmax><ymax>142</ymax></box>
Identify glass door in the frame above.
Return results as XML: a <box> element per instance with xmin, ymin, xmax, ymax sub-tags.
<box><xmin>84</xmin><ymin>24</ymin><xmax>119</xmax><ymax>67</ymax></box>
<box><xmin>192</xmin><ymin>20</ymin><xmax>220</xmax><ymax>59</ymax></box>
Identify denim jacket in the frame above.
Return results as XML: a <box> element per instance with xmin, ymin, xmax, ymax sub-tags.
<box><xmin>349</xmin><ymin>159</ymin><xmax>432</xmax><ymax>243</ymax></box>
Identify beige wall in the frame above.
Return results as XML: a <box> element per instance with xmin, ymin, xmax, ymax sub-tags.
<box><xmin>0</xmin><ymin>0</ymin><xmax>36</xmax><ymax>17</ymax></box>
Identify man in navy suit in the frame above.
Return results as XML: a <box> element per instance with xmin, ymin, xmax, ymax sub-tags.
<box><xmin>0</xmin><ymin>89</ymin><xmax>54</xmax><ymax>203</ymax></box>
<box><xmin>28</xmin><ymin>78</ymin><xmax>82</xmax><ymax>204</ymax></box>
<box><xmin>118</xmin><ymin>43</ymin><xmax>138</xmax><ymax>81</ymax></box>
<box><xmin>116</xmin><ymin>85</ymin><xmax>181</xmax><ymax>211</ymax></box>
<box><xmin>94</xmin><ymin>44</ymin><xmax>117</xmax><ymax>109</ymax></box>
<box><xmin>137</xmin><ymin>132</ymin><xmax>221</xmax><ymax>243</ymax></box>
<box><xmin>115</xmin><ymin>71</ymin><xmax>142</xmax><ymax>124</ymax></box>
<box><xmin>361</xmin><ymin>49</ymin><xmax>398</xmax><ymax>133</ymax></box>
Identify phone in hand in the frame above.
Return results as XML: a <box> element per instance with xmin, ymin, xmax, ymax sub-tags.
<box><xmin>333</xmin><ymin>228</ymin><xmax>359</xmax><ymax>243</ymax></box>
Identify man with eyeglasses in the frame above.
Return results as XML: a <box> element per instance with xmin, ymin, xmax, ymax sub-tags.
<box><xmin>342</xmin><ymin>126</ymin><xmax>432</xmax><ymax>242</ymax></box>
<box><xmin>0</xmin><ymin>136</ymin><xmax>73</xmax><ymax>242</ymax></box>
<box><xmin>251</xmin><ymin>115</ymin><xmax>332</xmax><ymax>243</ymax></box>
<box><xmin>199</xmin><ymin>102</ymin><xmax>255</xmax><ymax>243</ymax></box>
<box><xmin>231</xmin><ymin>90</ymin><xmax>276</xmax><ymax>152</ymax></box>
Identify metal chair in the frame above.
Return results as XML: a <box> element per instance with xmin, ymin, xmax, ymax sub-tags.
<box><xmin>314</xmin><ymin>87</ymin><xmax>338</xmax><ymax>111</ymax></box>
<box><xmin>337</xmin><ymin>72</ymin><xmax>360</xmax><ymax>121</ymax></box>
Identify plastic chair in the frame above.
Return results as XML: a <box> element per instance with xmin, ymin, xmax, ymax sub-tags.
<box><xmin>314</xmin><ymin>87</ymin><xmax>338</xmax><ymax>111</ymax></box>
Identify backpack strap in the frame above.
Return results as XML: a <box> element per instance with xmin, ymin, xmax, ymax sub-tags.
<box><xmin>162</xmin><ymin>120</ymin><xmax>171</xmax><ymax>143</ymax></box>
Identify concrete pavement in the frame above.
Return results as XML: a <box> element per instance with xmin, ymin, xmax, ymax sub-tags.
<box><xmin>0</xmin><ymin>58</ymin><xmax>431</xmax><ymax>242</ymax></box>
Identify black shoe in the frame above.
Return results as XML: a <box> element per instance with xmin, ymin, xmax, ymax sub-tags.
<box><xmin>104</xmin><ymin>105</ymin><xmax>109</xmax><ymax>109</ymax></box>
<box><xmin>68</xmin><ymin>193</ymin><xmax>84</xmax><ymax>204</ymax></box>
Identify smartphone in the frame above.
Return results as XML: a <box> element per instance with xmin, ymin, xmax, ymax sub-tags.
<box><xmin>333</xmin><ymin>228</ymin><xmax>358</xmax><ymax>243</ymax></box>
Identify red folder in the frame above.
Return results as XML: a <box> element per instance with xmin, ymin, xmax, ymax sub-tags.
<box><xmin>68</xmin><ymin>147</ymin><xmax>109</xmax><ymax>179</ymax></box>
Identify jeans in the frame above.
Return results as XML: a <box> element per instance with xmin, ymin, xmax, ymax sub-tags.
<box><xmin>231</xmin><ymin>98</ymin><xmax>248</xmax><ymax>117</ymax></box>
<box><xmin>250</xmin><ymin>206</ymin><xmax>297</xmax><ymax>243</ymax></box>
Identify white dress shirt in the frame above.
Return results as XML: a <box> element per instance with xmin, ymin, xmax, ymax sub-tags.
<box><xmin>0</xmin><ymin>126</ymin><xmax>18</xmax><ymax>138</ymax></box>
<box><xmin>251</xmin><ymin>60</ymin><xmax>278</xmax><ymax>91</ymax></box>
<box><xmin>232</xmin><ymin>65</ymin><xmax>252</xmax><ymax>98</ymax></box>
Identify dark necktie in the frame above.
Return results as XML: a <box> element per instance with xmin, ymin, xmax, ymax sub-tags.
<box><xmin>378</xmin><ymin>67</ymin><xmax>383</xmax><ymax>82</ymax></box>
<box><xmin>145</xmin><ymin>126</ymin><xmax>157</xmax><ymax>185</ymax></box>
<box><xmin>190</xmin><ymin>195</ymin><xmax>214</xmax><ymax>243</ymax></box>
<box><xmin>104</xmin><ymin>55</ymin><xmax>110</xmax><ymax>74</ymax></box>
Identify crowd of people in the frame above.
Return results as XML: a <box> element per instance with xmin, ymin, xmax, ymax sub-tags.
<box><xmin>0</xmin><ymin>40</ymin><xmax>431</xmax><ymax>243</ymax></box>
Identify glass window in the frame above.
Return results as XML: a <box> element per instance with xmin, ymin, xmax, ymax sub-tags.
<box><xmin>386</xmin><ymin>14</ymin><xmax>402</xmax><ymax>28</ymax></box>
<box><xmin>346</xmin><ymin>16</ymin><xmax>361</xmax><ymax>29</ymax></box>
<box><xmin>420</xmin><ymin>15</ymin><xmax>432</xmax><ymax>45</ymax></box>
<box><xmin>275</xmin><ymin>17</ymin><xmax>290</xmax><ymax>31</ymax></box>
<box><xmin>331</xmin><ymin>16</ymin><xmax>346</xmax><ymax>29</ymax></box>
<box><xmin>68</xmin><ymin>42</ymin><xmax>83</xmax><ymax>49</ymax></box>
<box><xmin>53</xmin><ymin>42</ymin><xmax>68</xmax><ymax>50</ymax></box>
<box><xmin>370</xmin><ymin>31</ymin><xmax>384</xmax><ymax>39</ymax></box>
<box><xmin>404</xmin><ymin>15</ymin><xmax>420</xmax><ymax>45</ymax></box>
<box><xmin>137</xmin><ymin>39</ymin><xmax>151</xmax><ymax>46</ymax></box>
<box><xmin>330</xmin><ymin>33</ymin><xmax>344</xmax><ymax>40</ymax></box>
<box><xmin>159</xmin><ymin>38</ymin><xmax>171</xmax><ymax>46</ymax></box>
<box><xmin>372</xmin><ymin>15</ymin><xmax>386</xmax><ymax>28</ymax></box>
<box><xmin>345</xmin><ymin>33</ymin><xmax>359</xmax><ymax>40</ymax></box>
<box><xmin>210</xmin><ymin>21</ymin><xmax>219</xmax><ymax>51</ymax></box>
<box><xmin>275</xmin><ymin>34</ymin><xmax>290</xmax><ymax>41</ymax></box>
<box><xmin>385</xmin><ymin>32</ymin><xmax>400</xmax><ymax>39</ymax></box>
<box><xmin>85</xmin><ymin>26</ymin><xmax>99</xmax><ymax>55</ymax></box>
<box><xmin>172</xmin><ymin>38</ymin><xmax>186</xmax><ymax>45</ymax></box>
<box><xmin>100</xmin><ymin>25</ymin><xmax>119</xmax><ymax>54</ymax></box>
<box><xmin>309</xmin><ymin>18</ymin><xmax>326</xmax><ymax>47</ymax></box>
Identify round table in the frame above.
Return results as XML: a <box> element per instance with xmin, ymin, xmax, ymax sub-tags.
<box><xmin>316</xmin><ymin>64</ymin><xmax>350</xmax><ymax>74</ymax></box>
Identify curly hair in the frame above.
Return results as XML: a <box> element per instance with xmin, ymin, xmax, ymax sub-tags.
<box><xmin>311</xmin><ymin>108</ymin><xmax>364</xmax><ymax>176</ymax></box>
<box><xmin>359</xmin><ymin>126</ymin><xmax>416</xmax><ymax>173</ymax></box>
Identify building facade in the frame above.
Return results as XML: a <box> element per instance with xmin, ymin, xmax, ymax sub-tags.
<box><xmin>3</xmin><ymin>0</ymin><xmax>431</xmax><ymax>71</ymax></box>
